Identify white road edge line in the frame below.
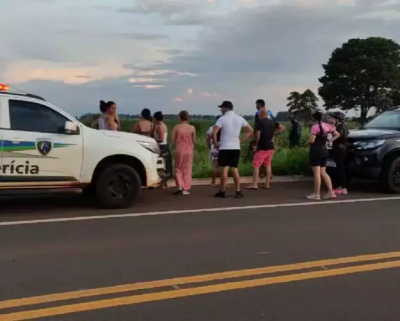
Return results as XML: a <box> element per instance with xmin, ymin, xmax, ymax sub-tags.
<box><xmin>1</xmin><ymin>196</ymin><xmax>400</xmax><ymax>227</ymax></box>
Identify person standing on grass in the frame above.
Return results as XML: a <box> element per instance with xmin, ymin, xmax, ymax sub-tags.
<box><xmin>255</xmin><ymin>99</ymin><xmax>274</xmax><ymax>126</ymax></box>
<box><xmin>306</xmin><ymin>109</ymin><xmax>340</xmax><ymax>201</ymax></box>
<box><xmin>327</xmin><ymin>111</ymin><xmax>349</xmax><ymax>195</ymax></box>
<box><xmin>212</xmin><ymin>101</ymin><xmax>253</xmax><ymax>199</ymax></box>
<box><xmin>132</xmin><ymin>108</ymin><xmax>154</xmax><ymax>137</ymax></box>
<box><xmin>289</xmin><ymin>117</ymin><xmax>302</xmax><ymax>148</ymax></box>
<box><xmin>172</xmin><ymin>111</ymin><xmax>196</xmax><ymax>196</ymax></box>
<box><xmin>246</xmin><ymin>108</ymin><xmax>286</xmax><ymax>190</ymax></box>
<box><xmin>206</xmin><ymin>115</ymin><xmax>222</xmax><ymax>186</ymax></box>
<box><xmin>153</xmin><ymin>111</ymin><xmax>172</xmax><ymax>189</ymax></box>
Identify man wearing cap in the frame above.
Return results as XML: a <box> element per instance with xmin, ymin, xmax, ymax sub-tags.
<box><xmin>212</xmin><ymin>101</ymin><xmax>253</xmax><ymax>198</ymax></box>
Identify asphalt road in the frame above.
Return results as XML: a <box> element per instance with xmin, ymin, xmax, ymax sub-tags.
<box><xmin>1</xmin><ymin>182</ymin><xmax>400</xmax><ymax>320</ymax></box>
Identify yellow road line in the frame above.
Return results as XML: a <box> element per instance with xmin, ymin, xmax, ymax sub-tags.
<box><xmin>1</xmin><ymin>259</ymin><xmax>400</xmax><ymax>321</ymax></box>
<box><xmin>1</xmin><ymin>251</ymin><xmax>400</xmax><ymax>311</ymax></box>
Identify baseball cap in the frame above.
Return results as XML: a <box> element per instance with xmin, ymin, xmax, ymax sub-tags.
<box><xmin>218</xmin><ymin>101</ymin><xmax>233</xmax><ymax>109</ymax></box>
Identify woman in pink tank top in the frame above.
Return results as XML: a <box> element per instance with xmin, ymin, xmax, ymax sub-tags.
<box><xmin>171</xmin><ymin>111</ymin><xmax>196</xmax><ymax>195</ymax></box>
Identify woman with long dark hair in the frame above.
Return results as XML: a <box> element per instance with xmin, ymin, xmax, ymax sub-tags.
<box><xmin>133</xmin><ymin>108</ymin><xmax>154</xmax><ymax>137</ymax></box>
<box><xmin>153</xmin><ymin>111</ymin><xmax>172</xmax><ymax>188</ymax></box>
<box><xmin>306</xmin><ymin>109</ymin><xmax>340</xmax><ymax>200</ymax></box>
<box><xmin>92</xmin><ymin>101</ymin><xmax>119</xmax><ymax>131</ymax></box>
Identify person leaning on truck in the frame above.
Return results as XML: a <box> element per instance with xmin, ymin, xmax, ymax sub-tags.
<box><xmin>327</xmin><ymin>111</ymin><xmax>349</xmax><ymax>196</ymax></box>
<box><xmin>153</xmin><ymin>111</ymin><xmax>172</xmax><ymax>188</ymax></box>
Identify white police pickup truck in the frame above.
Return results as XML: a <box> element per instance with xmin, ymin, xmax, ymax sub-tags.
<box><xmin>0</xmin><ymin>87</ymin><xmax>166</xmax><ymax>208</ymax></box>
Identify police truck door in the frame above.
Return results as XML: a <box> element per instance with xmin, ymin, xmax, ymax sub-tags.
<box><xmin>1</xmin><ymin>98</ymin><xmax>83</xmax><ymax>185</ymax></box>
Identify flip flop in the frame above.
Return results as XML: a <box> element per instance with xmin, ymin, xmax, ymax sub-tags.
<box><xmin>245</xmin><ymin>185</ymin><xmax>258</xmax><ymax>190</ymax></box>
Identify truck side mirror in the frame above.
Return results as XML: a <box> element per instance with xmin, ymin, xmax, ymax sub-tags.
<box><xmin>65</xmin><ymin>121</ymin><xmax>79</xmax><ymax>135</ymax></box>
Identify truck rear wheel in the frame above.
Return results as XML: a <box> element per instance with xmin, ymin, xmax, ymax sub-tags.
<box><xmin>379</xmin><ymin>156</ymin><xmax>400</xmax><ymax>194</ymax></box>
<box><xmin>95</xmin><ymin>164</ymin><xmax>141</xmax><ymax>209</ymax></box>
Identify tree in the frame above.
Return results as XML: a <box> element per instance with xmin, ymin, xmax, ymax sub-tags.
<box><xmin>287</xmin><ymin>91</ymin><xmax>302</xmax><ymax>116</ymax></box>
<box><xmin>390</xmin><ymin>90</ymin><xmax>400</xmax><ymax>107</ymax></box>
<box><xmin>318</xmin><ymin>37</ymin><xmax>400</xmax><ymax>123</ymax></box>
<box><xmin>287</xmin><ymin>89</ymin><xmax>319</xmax><ymax>122</ymax></box>
<box><xmin>300</xmin><ymin>89</ymin><xmax>319</xmax><ymax>121</ymax></box>
<box><xmin>375</xmin><ymin>90</ymin><xmax>393</xmax><ymax>115</ymax></box>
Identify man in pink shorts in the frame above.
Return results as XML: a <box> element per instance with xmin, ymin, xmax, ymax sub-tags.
<box><xmin>246</xmin><ymin>108</ymin><xmax>286</xmax><ymax>190</ymax></box>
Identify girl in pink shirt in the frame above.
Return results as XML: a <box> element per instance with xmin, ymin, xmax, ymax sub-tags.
<box><xmin>306</xmin><ymin>109</ymin><xmax>340</xmax><ymax>201</ymax></box>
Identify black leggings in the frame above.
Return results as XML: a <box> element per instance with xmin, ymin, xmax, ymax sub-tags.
<box><xmin>332</xmin><ymin>152</ymin><xmax>347</xmax><ymax>189</ymax></box>
<box><xmin>160</xmin><ymin>144</ymin><xmax>173</xmax><ymax>178</ymax></box>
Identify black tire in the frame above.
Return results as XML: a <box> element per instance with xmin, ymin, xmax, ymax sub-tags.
<box><xmin>95</xmin><ymin>163</ymin><xmax>141</xmax><ymax>209</ymax></box>
<box><xmin>379</xmin><ymin>156</ymin><xmax>400</xmax><ymax>194</ymax></box>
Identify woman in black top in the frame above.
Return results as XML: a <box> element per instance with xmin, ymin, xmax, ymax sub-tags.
<box><xmin>306</xmin><ymin>109</ymin><xmax>340</xmax><ymax>201</ymax></box>
<box><xmin>327</xmin><ymin>112</ymin><xmax>349</xmax><ymax>195</ymax></box>
<box><xmin>133</xmin><ymin>109</ymin><xmax>154</xmax><ymax>137</ymax></box>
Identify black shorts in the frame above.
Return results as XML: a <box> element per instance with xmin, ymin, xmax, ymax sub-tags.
<box><xmin>309</xmin><ymin>156</ymin><xmax>328</xmax><ymax>167</ymax></box>
<box><xmin>218</xmin><ymin>150</ymin><xmax>240</xmax><ymax>168</ymax></box>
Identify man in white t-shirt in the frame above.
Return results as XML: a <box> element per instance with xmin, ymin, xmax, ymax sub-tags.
<box><xmin>212</xmin><ymin>101</ymin><xmax>253</xmax><ymax>198</ymax></box>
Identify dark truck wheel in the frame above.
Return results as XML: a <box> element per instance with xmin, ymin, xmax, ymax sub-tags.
<box><xmin>95</xmin><ymin>164</ymin><xmax>141</xmax><ymax>209</ymax></box>
<box><xmin>380</xmin><ymin>156</ymin><xmax>400</xmax><ymax>194</ymax></box>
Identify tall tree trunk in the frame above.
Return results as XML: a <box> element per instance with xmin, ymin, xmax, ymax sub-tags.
<box><xmin>360</xmin><ymin>106</ymin><xmax>370</xmax><ymax>125</ymax></box>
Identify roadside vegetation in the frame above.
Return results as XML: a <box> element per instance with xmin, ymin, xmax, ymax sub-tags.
<box><xmin>81</xmin><ymin>36</ymin><xmax>400</xmax><ymax>178</ymax></box>
<box><xmin>82</xmin><ymin>119</ymin><xmax>360</xmax><ymax>178</ymax></box>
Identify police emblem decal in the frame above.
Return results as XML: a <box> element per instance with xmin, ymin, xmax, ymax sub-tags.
<box><xmin>37</xmin><ymin>141</ymin><xmax>52</xmax><ymax>156</ymax></box>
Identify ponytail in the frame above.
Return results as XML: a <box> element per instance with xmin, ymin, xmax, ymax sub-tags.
<box><xmin>318</xmin><ymin>120</ymin><xmax>324</xmax><ymax>135</ymax></box>
<box><xmin>99</xmin><ymin>100</ymin><xmax>107</xmax><ymax>113</ymax></box>
<box><xmin>100</xmin><ymin>100</ymin><xmax>115</xmax><ymax>113</ymax></box>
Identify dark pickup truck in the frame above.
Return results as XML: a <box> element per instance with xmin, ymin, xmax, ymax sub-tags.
<box><xmin>347</xmin><ymin>108</ymin><xmax>400</xmax><ymax>193</ymax></box>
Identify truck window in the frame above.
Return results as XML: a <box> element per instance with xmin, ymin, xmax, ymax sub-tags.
<box><xmin>9</xmin><ymin>100</ymin><xmax>68</xmax><ymax>134</ymax></box>
<box><xmin>364</xmin><ymin>112</ymin><xmax>400</xmax><ymax>130</ymax></box>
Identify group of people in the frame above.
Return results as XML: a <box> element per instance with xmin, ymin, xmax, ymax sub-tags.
<box><xmin>91</xmin><ymin>101</ymin><xmax>193</xmax><ymax>193</ymax></box>
<box><xmin>91</xmin><ymin>99</ymin><xmax>349</xmax><ymax>200</ymax></box>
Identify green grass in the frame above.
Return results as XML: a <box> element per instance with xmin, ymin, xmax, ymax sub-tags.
<box><xmin>82</xmin><ymin>118</ymin><xmax>359</xmax><ymax>178</ymax></box>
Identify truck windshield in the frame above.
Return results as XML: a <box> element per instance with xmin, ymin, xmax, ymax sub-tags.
<box><xmin>364</xmin><ymin>112</ymin><xmax>400</xmax><ymax>130</ymax></box>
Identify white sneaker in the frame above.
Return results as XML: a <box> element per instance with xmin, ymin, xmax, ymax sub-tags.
<box><xmin>306</xmin><ymin>194</ymin><xmax>321</xmax><ymax>201</ymax></box>
<box><xmin>182</xmin><ymin>190</ymin><xmax>191</xmax><ymax>196</ymax></box>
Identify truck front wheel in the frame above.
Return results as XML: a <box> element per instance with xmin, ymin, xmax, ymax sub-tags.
<box><xmin>95</xmin><ymin>164</ymin><xmax>141</xmax><ymax>209</ymax></box>
<box><xmin>380</xmin><ymin>156</ymin><xmax>400</xmax><ymax>194</ymax></box>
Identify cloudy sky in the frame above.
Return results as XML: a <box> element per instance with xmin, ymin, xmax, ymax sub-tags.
<box><xmin>1</xmin><ymin>0</ymin><xmax>400</xmax><ymax>117</ymax></box>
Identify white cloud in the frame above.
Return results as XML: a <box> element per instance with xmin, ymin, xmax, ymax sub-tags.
<box><xmin>2</xmin><ymin>60</ymin><xmax>132</xmax><ymax>85</ymax></box>
<box><xmin>201</xmin><ymin>92</ymin><xmax>218</xmax><ymax>97</ymax></box>
<box><xmin>133</xmin><ymin>85</ymin><xmax>165</xmax><ymax>89</ymax></box>
<box><xmin>128</xmin><ymin>78</ymin><xmax>169</xmax><ymax>83</ymax></box>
